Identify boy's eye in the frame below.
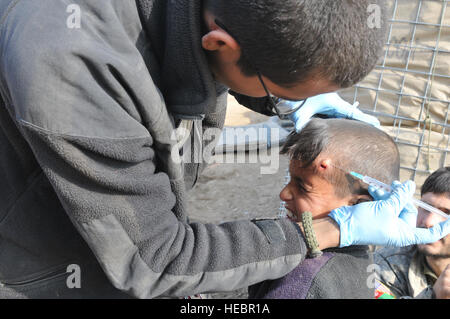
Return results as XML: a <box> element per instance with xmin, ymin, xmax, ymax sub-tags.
<box><xmin>294</xmin><ymin>178</ymin><xmax>307</xmax><ymax>193</ymax></box>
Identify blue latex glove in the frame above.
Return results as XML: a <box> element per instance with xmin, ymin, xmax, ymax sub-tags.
<box><xmin>368</xmin><ymin>181</ymin><xmax>418</xmax><ymax>228</ymax></box>
<box><xmin>285</xmin><ymin>92</ymin><xmax>380</xmax><ymax>132</ymax></box>
<box><xmin>328</xmin><ymin>181</ymin><xmax>450</xmax><ymax>247</ymax></box>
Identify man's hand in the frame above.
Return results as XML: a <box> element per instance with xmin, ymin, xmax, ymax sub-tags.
<box><xmin>434</xmin><ymin>264</ymin><xmax>450</xmax><ymax>299</ymax></box>
<box><xmin>285</xmin><ymin>92</ymin><xmax>380</xmax><ymax>132</ymax></box>
<box><xmin>328</xmin><ymin>181</ymin><xmax>450</xmax><ymax>247</ymax></box>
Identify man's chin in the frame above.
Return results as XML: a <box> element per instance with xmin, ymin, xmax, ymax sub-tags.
<box><xmin>417</xmin><ymin>244</ymin><xmax>450</xmax><ymax>258</ymax></box>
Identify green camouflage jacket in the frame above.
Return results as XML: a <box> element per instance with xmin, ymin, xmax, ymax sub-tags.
<box><xmin>374</xmin><ymin>246</ymin><xmax>437</xmax><ymax>299</ymax></box>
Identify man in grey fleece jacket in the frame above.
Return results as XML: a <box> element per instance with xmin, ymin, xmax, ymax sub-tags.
<box><xmin>0</xmin><ymin>0</ymin><xmax>448</xmax><ymax>299</ymax></box>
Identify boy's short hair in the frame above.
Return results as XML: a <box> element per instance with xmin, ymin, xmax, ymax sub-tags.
<box><xmin>421</xmin><ymin>167</ymin><xmax>450</xmax><ymax>196</ymax></box>
<box><xmin>281</xmin><ymin>118</ymin><xmax>400</xmax><ymax>198</ymax></box>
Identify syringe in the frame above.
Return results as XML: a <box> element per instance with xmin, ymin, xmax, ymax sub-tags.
<box><xmin>350</xmin><ymin>171</ymin><xmax>449</xmax><ymax>220</ymax></box>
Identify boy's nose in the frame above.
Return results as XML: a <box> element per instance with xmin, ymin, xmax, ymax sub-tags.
<box><xmin>280</xmin><ymin>186</ymin><xmax>293</xmax><ymax>202</ymax></box>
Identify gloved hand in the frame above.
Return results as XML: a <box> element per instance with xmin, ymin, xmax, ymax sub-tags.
<box><xmin>328</xmin><ymin>181</ymin><xmax>450</xmax><ymax>247</ymax></box>
<box><xmin>368</xmin><ymin>182</ymin><xmax>418</xmax><ymax>228</ymax></box>
<box><xmin>284</xmin><ymin>92</ymin><xmax>380</xmax><ymax>132</ymax></box>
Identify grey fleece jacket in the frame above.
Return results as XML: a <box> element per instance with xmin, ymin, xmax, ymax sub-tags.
<box><xmin>0</xmin><ymin>0</ymin><xmax>306</xmax><ymax>298</ymax></box>
<box><xmin>249</xmin><ymin>246</ymin><xmax>374</xmax><ymax>299</ymax></box>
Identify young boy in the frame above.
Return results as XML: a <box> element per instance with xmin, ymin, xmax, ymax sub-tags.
<box><xmin>249</xmin><ymin>118</ymin><xmax>400</xmax><ymax>299</ymax></box>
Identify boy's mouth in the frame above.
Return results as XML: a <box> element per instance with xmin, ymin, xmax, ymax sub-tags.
<box><xmin>285</xmin><ymin>205</ymin><xmax>298</xmax><ymax>221</ymax></box>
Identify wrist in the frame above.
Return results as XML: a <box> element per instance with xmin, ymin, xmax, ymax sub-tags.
<box><xmin>298</xmin><ymin>212</ymin><xmax>322</xmax><ymax>258</ymax></box>
<box><xmin>298</xmin><ymin>217</ymin><xmax>340</xmax><ymax>250</ymax></box>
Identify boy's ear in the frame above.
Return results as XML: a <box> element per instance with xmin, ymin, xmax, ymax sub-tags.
<box><xmin>317</xmin><ymin>159</ymin><xmax>332</xmax><ymax>172</ymax></box>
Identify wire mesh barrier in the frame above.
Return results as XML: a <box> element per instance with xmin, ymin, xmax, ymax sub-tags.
<box><xmin>277</xmin><ymin>0</ymin><xmax>449</xmax><ymax>217</ymax></box>
<box><xmin>340</xmin><ymin>0</ymin><xmax>449</xmax><ymax>191</ymax></box>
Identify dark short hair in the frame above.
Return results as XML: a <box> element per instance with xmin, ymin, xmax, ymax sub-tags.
<box><xmin>421</xmin><ymin>167</ymin><xmax>450</xmax><ymax>196</ymax></box>
<box><xmin>205</xmin><ymin>0</ymin><xmax>388</xmax><ymax>88</ymax></box>
<box><xmin>281</xmin><ymin>118</ymin><xmax>400</xmax><ymax>198</ymax></box>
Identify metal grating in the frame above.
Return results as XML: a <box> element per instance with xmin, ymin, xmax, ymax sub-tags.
<box><xmin>277</xmin><ymin>1</ymin><xmax>449</xmax><ymax>217</ymax></box>
<box><xmin>340</xmin><ymin>0</ymin><xmax>450</xmax><ymax>189</ymax></box>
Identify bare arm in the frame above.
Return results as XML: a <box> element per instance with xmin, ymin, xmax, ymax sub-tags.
<box><xmin>297</xmin><ymin>217</ymin><xmax>340</xmax><ymax>252</ymax></box>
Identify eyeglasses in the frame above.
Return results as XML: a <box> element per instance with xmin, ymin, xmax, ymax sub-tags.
<box><xmin>256</xmin><ymin>71</ymin><xmax>308</xmax><ymax>118</ymax></box>
<box><xmin>214</xmin><ymin>19</ymin><xmax>308</xmax><ymax>118</ymax></box>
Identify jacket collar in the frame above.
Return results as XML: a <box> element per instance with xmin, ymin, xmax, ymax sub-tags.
<box><xmin>408</xmin><ymin>250</ymin><xmax>436</xmax><ymax>297</ymax></box>
<box><xmin>136</xmin><ymin>0</ymin><xmax>217</xmax><ymax>119</ymax></box>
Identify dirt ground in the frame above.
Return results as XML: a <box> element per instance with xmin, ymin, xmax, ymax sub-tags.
<box><xmin>186</xmin><ymin>95</ymin><xmax>291</xmax><ymax>299</ymax></box>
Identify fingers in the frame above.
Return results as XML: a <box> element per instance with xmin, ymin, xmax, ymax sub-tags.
<box><xmin>399</xmin><ymin>203</ymin><xmax>418</xmax><ymax>228</ymax></box>
<box><xmin>292</xmin><ymin>92</ymin><xmax>345</xmax><ymax>131</ymax></box>
<box><xmin>347</xmin><ymin>110</ymin><xmax>381</xmax><ymax>128</ymax></box>
<box><xmin>320</xmin><ymin>92</ymin><xmax>349</xmax><ymax>110</ymax></box>
<box><xmin>380</xmin><ymin>180</ymin><xmax>416</xmax><ymax>217</ymax></box>
<box><xmin>391</xmin><ymin>181</ymin><xmax>402</xmax><ymax>188</ymax></box>
<box><xmin>370</xmin><ymin>181</ymin><xmax>418</xmax><ymax>227</ymax></box>
<box><xmin>319</xmin><ymin>93</ymin><xmax>380</xmax><ymax>128</ymax></box>
<box><xmin>368</xmin><ymin>181</ymin><xmax>401</xmax><ymax>200</ymax></box>
<box><xmin>413</xmin><ymin>219</ymin><xmax>450</xmax><ymax>245</ymax></box>
<box><xmin>368</xmin><ymin>185</ymin><xmax>389</xmax><ymax>200</ymax></box>
<box><xmin>293</xmin><ymin>104</ymin><xmax>315</xmax><ymax>132</ymax></box>
<box><xmin>291</xmin><ymin>91</ymin><xmax>381</xmax><ymax>130</ymax></box>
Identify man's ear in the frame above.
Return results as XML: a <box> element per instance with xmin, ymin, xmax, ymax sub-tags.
<box><xmin>201</xmin><ymin>29</ymin><xmax>240</xmax><ymax>52</ymax></box>
<box><xmin>202</xmin><ymin>10</ymin><xmax>240</xmax><ymax>52</ymax></box>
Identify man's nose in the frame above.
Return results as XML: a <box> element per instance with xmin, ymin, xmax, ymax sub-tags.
<box><xmin>418</xmin><ymin>209</ymin><xmax>444</xmax><ymax>228</ymax></box>
<box><xmin>280</xmin><ymin>185</ymin><xmax>293</xmax><ymax>202</ymax></box>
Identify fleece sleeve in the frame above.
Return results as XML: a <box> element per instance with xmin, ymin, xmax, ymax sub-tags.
<box><xmin>0</xmin><ymin>0</ymin><xmax>306</xmax><ymax>298</ymax></box>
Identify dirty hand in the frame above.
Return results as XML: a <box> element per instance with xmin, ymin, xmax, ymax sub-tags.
<box><xmin>286</xmin><ymin>92</ymin><xmax>380</xmax><ymax>132</ymax></box>
<box><xmin>434</xmin><ymin>264</ymin><xmax>450</xmax><ymax>299</ymax></box>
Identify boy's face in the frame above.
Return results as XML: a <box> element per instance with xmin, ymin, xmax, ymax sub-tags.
<box><xmin>280</xmin><ymin>159</ymin><xmax>357</xmax><ymax>221</ymax></box>
<box><xmin>416</xmin><ymin>192</ymin><xmax>450</xmax><ymax>258</ymax></box>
